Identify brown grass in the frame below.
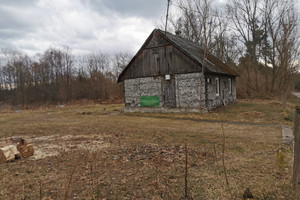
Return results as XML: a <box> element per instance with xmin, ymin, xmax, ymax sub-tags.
<box><xmin>125</xmin><ymin>98</ymin><xmax>297</xmax><ymax>126</ymax></box>
<box><xmin>0</xmin><ymin>99</ymin><xmax>297</xmax><ymax>199</ymax></box>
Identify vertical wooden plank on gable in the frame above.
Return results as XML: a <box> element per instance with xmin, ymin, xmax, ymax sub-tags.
<box><xmin>127</xmin><ymin>65</ymin><xmax>131</xmax><ymax>79</ymax></box>
<box><xmin>147</xmin><ymin>31</ymin><xmax>156</xmax><ymax>49</ymax></box>
<box><xmin>148</xmin><ymin>49</ymin><xmax>152</xmax><ymax>76</ymax></box>
<box><xmin>164</xmin><ymin>46</ymin><xmax>168</xmax><ymax>74</ymax></box>
<box><xmin>147</xmin><ymin>33</ymin><xmax>153</xmax><ymax>48</ymax></box>
<box><xmin>131</xmin><ymin>57</ymin><xmax>136</xmax><ymax>79</ymax></box>
<box><xmin>174</xmin><ymin>47</ymin><xmax>183</xmax><ymax>74</ymax></box>
<box><xmin>152</xmin><ymin>50</ymin><xmax>158</xmax><ymax>76</ymax></box>
<box><xmin>151</xmin><ymin>49</ymin><xmax>154</xmax><ymax>76</ymax></box>
<box><xmin>160</xmin><ymin>47</ymin><xmax>168</xmax><ymax>74</ymax></box>
<box><xmin>159</xmin><ymin>33</ymin><xmax>167</xmax><ymax>75</ymax></box>
<box><xmin>155</xmin><ymin>47</ymin><xmax>163</xmax><ymax>75</ymax></box>
<box><xmin>176</xmin><ymin>48</ymin><xmax>183</xmax><ymax>73</ymax></box>
<box><xmin>135</xmin><ymin>55</ymin><xmax>143</xmax><ymax>78</ymax></box>
<box><xmin>141</xmin><ymin>50</ymin><xmax>145</xmax><ymax>77</ymax></box>
<box><xmin>125</xmin><ymin>63</ymin><xmax>131</xmax><ymax>79</ymax></box>
<box><xmin>168</xmin><ymin>46</ymin><xmax>173</xmax><ymax>74</ymax></box>
<box><xmin>143</xmin><ymin>49</ymin><xmax>147</xmax><ymax>77</ymax></box>
<box><xmin>171</xmin><ymin>46</ymin><xmax>177</xmax><ymax>74</ymax></box>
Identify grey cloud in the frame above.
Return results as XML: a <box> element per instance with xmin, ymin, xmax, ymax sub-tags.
<box><xmin>84</xmin><ymin>0</ymin><xmax>166</xmax><ymax>19</ymax></box>
<box><xmin>0</xmin><ymin>0</ymin><xmax>37</xmax><ymax>7</ymax></box>
<box><xmin>0</xmin><ymin>29</ymin><xmax>25</xmax><ymax>40</ymax></box>
<box><xmin>0</xmin><ymin>0</ymin><xmax>162</xmax><ymax>56</ymax></box>
<box><xmin>0</xmin><ymin>1</ymin><xmax>48</xmax><ymax>43</ymax></box>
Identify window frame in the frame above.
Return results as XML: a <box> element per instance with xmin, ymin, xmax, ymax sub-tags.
<box><xmin>228</xmin><ymin>78</ymin><xmax>232</xmax><ymax>94</ymax></box>
<box><xmin>215</xmin><ymin>77</ymin><xmax>220</xmax><ymax>96</ymax></box>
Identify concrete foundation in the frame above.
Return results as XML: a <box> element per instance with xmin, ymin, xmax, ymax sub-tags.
<box><xmin>122</xmin><ymin>106</ymin><xmax>204</xmax><ymax>113</ymax></box>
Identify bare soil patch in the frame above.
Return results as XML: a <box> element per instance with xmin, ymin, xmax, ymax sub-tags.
<box><xmin>0</xmin><ymin>134</ymin><xmax>109</xmax><ymax>160</ymax></box>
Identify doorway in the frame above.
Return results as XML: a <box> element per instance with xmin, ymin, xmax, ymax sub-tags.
<box><xmin>163</xmin><ymin>77</ymin><xmax>175</xmax><ymax>107</ymax></box>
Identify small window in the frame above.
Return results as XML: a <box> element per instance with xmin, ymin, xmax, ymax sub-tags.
<box><xmin>229</xmin><ymin>78</ymin><xmax>232</xmax><ymax>94</ymax></box>
<box><xmin>216</xmin><ymin>77</ymin><xmax>220</xmax><ymax>96</ymax></box>
<box><xmin>157</xmin><ymin>57</ymin><xmax>160</xmax><ymax>69</ymax></box>
<box><xmin>207</xmin><ymin>77</ymin><xmax>211</xmax><ymax>83</ymax></box>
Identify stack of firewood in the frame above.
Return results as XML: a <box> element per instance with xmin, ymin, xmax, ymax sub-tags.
<box><xmin>0</xmin><ymin>139</ymin><xmax>34</xmax><ymax>163</ymax></box>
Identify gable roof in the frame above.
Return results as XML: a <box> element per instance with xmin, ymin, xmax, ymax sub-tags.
<box><xmin>157</xmin><ymin>29</ymin><xmax>238</xmax><ymax>76</ymax></box>
<box><xmin>118</xmin><ymin>29</ymin><xmax>238</xmax><ymax>83</ymax></box>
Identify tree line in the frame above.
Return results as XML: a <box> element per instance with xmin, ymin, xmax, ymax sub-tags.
<box><xmin>0</xmin><ymin>47</ymin><xmax>132</xmax><ymax>105</ymax></box>
<box><xmin>166</xmin><ymin>0</ymin><xmax>300</xmax><ymax>98</ymax></box>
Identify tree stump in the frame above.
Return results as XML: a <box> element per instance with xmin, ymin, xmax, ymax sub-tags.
<box><xmin>0</xmin><ymin>145</ymin><xmax>19</xmax><ymax>163</ymax></box>
<box><xmin>17</xmin><ymin>139</ymin><xmax>34</xmax><ymax>158</ymax></box>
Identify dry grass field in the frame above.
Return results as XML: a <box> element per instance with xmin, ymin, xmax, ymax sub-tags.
<box><xmin>0</xmin><ymin>99</ymin><xmax>298</xmax><ymax>199</ymax></box>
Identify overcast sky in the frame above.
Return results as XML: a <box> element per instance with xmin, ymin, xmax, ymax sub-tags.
<box><xmin>0</xmin><ymin>0</ymin><xmax>226</xmax><ymax>57</ymax></box>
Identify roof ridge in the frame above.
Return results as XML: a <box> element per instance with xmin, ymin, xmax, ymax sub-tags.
<box><xmin>157</xmin><ymin>29</ymin><xmax>205</xmax><ymax>50</ymax></box>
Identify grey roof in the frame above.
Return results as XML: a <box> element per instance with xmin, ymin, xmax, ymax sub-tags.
<box><xmin>157</xmin><ymin>29</ymin><xmax>237</xmax><ymax>76</ymax></box>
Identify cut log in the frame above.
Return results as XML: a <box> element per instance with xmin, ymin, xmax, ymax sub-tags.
<box><xmin>0</xmin><ymin>145</ymin><xmax>19</xmax><ymax>163</ymax></box>
<box><xmin>17</xmin><ymin>139</ymin><xmax>34</xmax><ymax>158</ymax></box>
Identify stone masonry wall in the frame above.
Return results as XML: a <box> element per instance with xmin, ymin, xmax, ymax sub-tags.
<box><xmin>124</xmin><ymin>77</ymin><xmax>162</xmax><ymax>107</ymax></box>
<box><xmin>124</xmin><ymin>73</ymin><xmax>236</xmax><ymax>111</ymax></box>
<box><xmin>175</xmin><ymin>73</ymin><xmax>206</xmax><ymax>108</ymax></box>
<box><xmin>206</xmin><ymin>74</ymin><xmax>236</xmax><ymax>110</ymax></box>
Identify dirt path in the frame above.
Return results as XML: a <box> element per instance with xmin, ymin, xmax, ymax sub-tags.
<box><xmin>293</xmin><ymin>92</ymin><xmax>300</xmax><ymax>98</ymax></box>
<box><xmin>124</xmin><ymin>113</ymin><xmax>282</xmax><ymax>127</ymax></box>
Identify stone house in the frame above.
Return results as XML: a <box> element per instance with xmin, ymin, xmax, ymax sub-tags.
<box><xmin>117</xmin><ymin>29</ymin><xmax>238</xmax><ymax>112</ymax></box>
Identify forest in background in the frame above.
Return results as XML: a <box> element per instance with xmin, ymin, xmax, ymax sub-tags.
<box><xmin>0</xmin><ymin>47</ymin><xmax>132</xmax><ymax>106</ymax></box>
<box><xmin>164</xmin><ymin>0</ymin><xmax>300</xmax><ymax>98</ymax></box>
<box><xmin>0</xmin><ymin>0</ymin><xmax>300</xmax><ymax>106</ymax></box>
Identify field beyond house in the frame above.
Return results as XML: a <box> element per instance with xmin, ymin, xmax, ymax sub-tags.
<box><xmin>0</xmin><ymin>99</ymin><xmax>298</xmax><ymax>199</ymax></box>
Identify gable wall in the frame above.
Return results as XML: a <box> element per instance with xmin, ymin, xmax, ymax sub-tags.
<box><xmin>123</xmin><ymin>31</ymin><xmax>201</xmax><ymax>80</ymax></box>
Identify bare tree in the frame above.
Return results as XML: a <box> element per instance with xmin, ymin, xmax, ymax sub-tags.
<box><xmin>166</xmin><ymin>0</ymin><xmax>242</xmax><ymax>65</ymax></box>
<box><xmin>0</xmin><ymin>47</ymin><xmax>127</xmax><ymax>105</ymax></box>
<box><xmin>0</xmin><ymin>48</ymin><xmax>34</xmax><ymax>104</ymax></box>
<box><xmin>275</xmin><ymin>1</ymin><xmax>299</xmax><ymax>91</ymax></box>
<box><xmin>86</xmin><ymin>51</ymin><xmax>109</xmax><ymax>75</ymax></box>
<box><xmin>227</xmin><ymin>0</ymin><xmax>265</xmax><ymax>92</ymax></box>
<box><xmin>112</xmin><ymin>52</ymin><xmax>132</xmax><ymax>78</ymax></box>
<box><xmin>262</xmin><ymin>0</ymin><xmax>299</xmax><ymax>93</ymax></box>
<box><xmin>174</xmin><ymin>0</ymin><xmax>217</xmax><ymax>49</ymax></box>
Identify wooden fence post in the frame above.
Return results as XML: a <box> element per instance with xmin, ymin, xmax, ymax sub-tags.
<box><xmin>184</xmin><ymin>141</ymin><xmax>188</xmax><ymax>198</ymax></box>
<box><xmin>282</xmin><ymin>90</ymin><xmax>286</xmax><ymax>109</ymax></box>
<box><xmin>293</xmin><ymin>106</ymin><xmax>300</xmax><ymax>190</ymax></box>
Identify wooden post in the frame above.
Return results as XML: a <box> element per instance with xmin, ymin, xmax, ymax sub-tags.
<box><xmin>164</xmin><ymin>0</ymin><xmax>170</xmax><ymax>35</ymax></box>
<box><xmin>184</xmin><ymin>141</ymin><xmax>188</xmax><ymax>198</ymax></box>
<box><xmin>282</xmin><ymin>90</ymin><xmax>286</xmax><ymax>109</ymax></box>
<box><xmin>293</xmin><ymin>106</ymin><xmax>300</xmax><ymax>191</ymax></box>
<box><xmin>200</xmin><ymin>21</ymin><xmax>212</xmax><ymax>113</ymax></box>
